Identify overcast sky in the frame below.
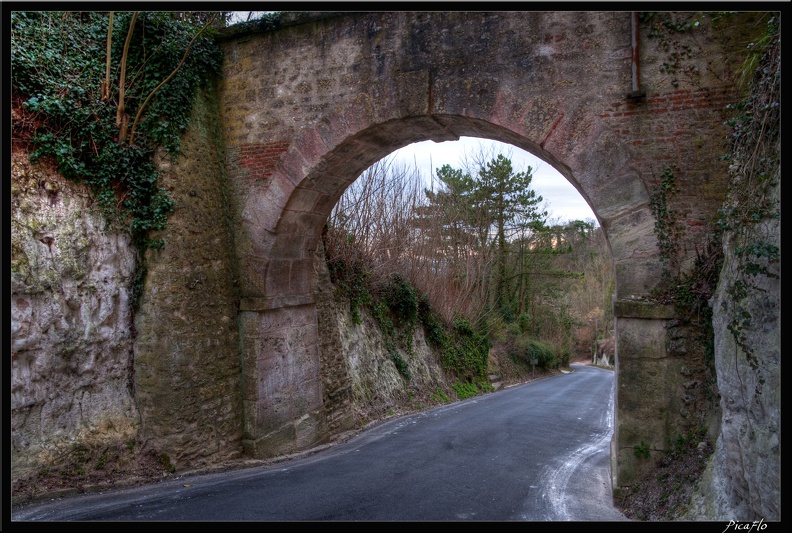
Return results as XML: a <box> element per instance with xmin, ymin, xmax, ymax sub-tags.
<box><xmin>389</xmin><ymin>137</ymin><xmax>598</xmax><ymax>225</ymax></box>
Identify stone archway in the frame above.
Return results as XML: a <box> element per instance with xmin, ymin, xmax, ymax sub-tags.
<box><xmin>9</xmin><ymin>10</ymin><xmax>768</xmax><ymax>510</ymax></box>
<box><xmin>214</xmin><ymin>10</ymin><xmax>748</xmax><ymax>496</ymax></box>
<box><xmin>232</xmin><ymin>108</ymin><xmax>664</xmax><ymax>493</ymax></box>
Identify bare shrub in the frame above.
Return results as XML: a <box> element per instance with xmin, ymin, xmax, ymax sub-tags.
<box><xmin>325</xmin><ymin>154</ymin><xmax>492</xmax><ymax>327</ymax></box>
<box><xmin>325</xmin><ymin>144</ymin><xmax>614</xmax><ymax>362</ymax></box>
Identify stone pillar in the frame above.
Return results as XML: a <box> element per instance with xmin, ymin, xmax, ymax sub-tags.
<box><xmin>611</xmin><ymin>298</ymin><xmax>676</xmax><ymax>497</ymax></box>
<box><xmin>238</xmin><ymin>299</ymin><xmax>328</xmax><ymax>458</ymax></box>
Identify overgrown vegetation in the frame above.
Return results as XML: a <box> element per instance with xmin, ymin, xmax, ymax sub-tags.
<box><xmin>644</xmin><ymin>11</ymin><xmax>779</xmax><ymax>385</ymax></box>
<box><xmin>324</xmin><ymin>144</ymin><xmax>614</xmax><ymax>397</ymax></box>
<box><xmin>646</xmin><ymin>162</ymin><xmax>726</xmax><ymax>325</ymax></box>
<box><xmin>11</xmin><ymin>11</ymin><xmax>225</xmax><ymax>308</ymax></box>
<box><xmin>646</xmin><ymin>164</ymin><xmax>724</xmax><ymax>409</ymax></box>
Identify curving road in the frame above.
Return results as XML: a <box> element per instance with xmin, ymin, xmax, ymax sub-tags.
<box><xmin>11</xmin><ymin>364</ymin><xmax>630</xmax><ymax>522</ymax></box>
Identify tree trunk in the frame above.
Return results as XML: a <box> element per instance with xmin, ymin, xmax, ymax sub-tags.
<box><xmin>116</xmin><ymin>11</ymin><xmax>137</xmax><ymax>144</ymax></box>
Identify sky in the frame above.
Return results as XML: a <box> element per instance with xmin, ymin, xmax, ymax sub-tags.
<box><xmin>388</xmin><ymin>137</ymin><xmax>598</xmax><ymax>225</ymax></box>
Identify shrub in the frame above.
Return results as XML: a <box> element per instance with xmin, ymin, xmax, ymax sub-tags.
<box><xmin>390</xmin><ymin>350</ymin><xmax>411</xmax><ymax>380</ymax></box>
<box><xmin>511</xmin><ymin>336</ymin><xmax>559</xmax><ymax>369</ymax></box>
<box><xmin>325</xmin><ymin>239</ymin><xmax>372</xmax><ymax>325</ymax></box>
<box><xmin>383</xmin><ymin>272</ymin><xmax>418</xmax><ymax>326</ymax></box>
<box><xmin>451</xmin><ymin>381</ymin><xmax>480</xmax><ymax>400</ymax></box>
<box><xmin>440</xmin><ymin>317</ymin><xmax>489</xmax><ymax>380</ymax></box>
<box><xmin>431</xmin><ymin>387</ymin><xmax>451</xmax><ymax>403</ymax></box>
<box><xmin>418</xmin><ymin>293</ymin><xmax>446</xmax><ymax>348</ymax></box>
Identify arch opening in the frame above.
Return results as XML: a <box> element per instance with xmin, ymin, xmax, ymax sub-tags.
<box><xmin>234</xmin><ymin>115</ymin><xmax>627</xmax><ymax>458</ymax></box>
<box><xmin>234</xmin><ymin>110</ymin><xmax>665</xmax><ymax>502</ymax></box>
<box><xmin>324</xmin><ymin>135</ymin><xmax>613</xmax><ymax>353</ymax></box>
<box><xmin>265</xmin><ymin>116</ymin><xmax>615</xmax><ymax>306</ymax></box>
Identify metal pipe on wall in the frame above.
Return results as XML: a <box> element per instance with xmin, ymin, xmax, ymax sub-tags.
<box><xmin>629</xmin><ymin>12</ymin><xmax>645</xmax><ymax>99</ymax></box>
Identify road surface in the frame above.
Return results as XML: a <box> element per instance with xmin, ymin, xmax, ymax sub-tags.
<box><xmin>11</xmin><ymin>363</ymin><xmax>630</xmax><ymax>522</ymax></box>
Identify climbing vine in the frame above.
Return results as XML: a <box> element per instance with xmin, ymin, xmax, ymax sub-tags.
<box><xmin>717</xmin><ymin>15</ymin><xmax>780</xmax><ymax>373</ymax></box>
<box><xmin>11</xmin><ymin>11</ymin><xmax>224</xmax><ymax>308</ymax></box>
<box><xmin>644</xmin><ymin>13</ymin><xmax>778</xmax><ymax>405</ymax></box>
<box><xmin>638</xmin><ymin>10</ymin><xmax>718</xmax><ymax>91</ymax></box>
<box><xmin>640</xmin><ymin>12</ymin><xmax>700</xmax><ymax>78</ymax></box>
<box><xmin>638</xmin><ymin>11</ymin><xmax>759</xmax><ymax>93</ymax></box>
<box><xmin>648</xmin><ymin>166</ymin><xmax>685</xmax><ymax>283</ymax></box>
<box><xmin>647</xmin><ymin>165</ymin><xmax>724</xmax><ymax>327</ymax></box>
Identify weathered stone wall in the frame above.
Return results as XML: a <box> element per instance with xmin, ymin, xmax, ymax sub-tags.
<box><xmin>132</xmin><ymin>83</ymin><xmax>245</xmax><ymax>469</ymax></box>
<box><xmin>10</xmin><ymin>150</ymin><xmax>140</xmax><ymax>481</ymax></box>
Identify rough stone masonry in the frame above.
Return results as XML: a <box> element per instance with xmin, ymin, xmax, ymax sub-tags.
<box><xmin>11</xmin><ymin>11</ymin><xmax>778</xmax><ymax>520</ymax></box>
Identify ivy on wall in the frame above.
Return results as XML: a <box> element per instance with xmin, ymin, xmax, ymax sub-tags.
<box><xmin>11</xmin><ymin>11</ymin><xmax>224</xmax><ymax>308</ymax></box>
<box><xmin>717</xmin><ymin>15</ymin><xmax>780</xmax><ymax>375</ymax></box>
<box><xmin>644</xmin><ymin>13</ymin><xmax>779</xmax><ymax>405</ymax></box>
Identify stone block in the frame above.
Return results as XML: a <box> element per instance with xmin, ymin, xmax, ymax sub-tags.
<box><xmin>614</xmin><ymin>412</ymin><xmax>669</xmax><ymax>487</ymax></box>
<box><xmin>294</xmin><ymin>411</ymin><xmax>328</xmax><ymax>449</ymax></box>
<box><xmin>288</xmin><ymin>258</ymin><xmax>316</xmax><ymax>295</ymax></box>
<box><xmin>395</xmin><ymin>70</ymin><xmax>430</xmax><ymax>116</ymax></box>
<box><xmin>616</xmin><ymin>316</ymin><xmax>669</xmax><ymax>360</ymax></box>
<box><xmin>258</xmin><ymin>171</ymin><xmax>294</xmax><ymax>223</ymax></box>
<box><xmin>246</xmin><ymin>423</ymin><xmax>297</xmax><ymax>458</ymax></box>
<box><xmin>265</xmin><ymin>259</ymin><xmax>293</xmax><ymax>298</ymax></box>
<box><xmin>614</xmin><ymin>300</ymin><xmax>676</xmax><ymax>320</ymax></box>
<box><xmin>617</xmin><ymin>357</ymin><xmax>671</xmax><ymax>414</ymax></box>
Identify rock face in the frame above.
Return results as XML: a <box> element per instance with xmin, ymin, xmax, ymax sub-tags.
<box><xmin>10</xmin><ymin>150</ymin><xmax>141</xmax><ymax>481</ymax></box>
<box><xmin>313</xmin><ymin>240</ymin><xmax>455</xmax><ymax>429</ymax></box>
<box><xmin>684</xmin><ymin>166</ymin><xmax>781</xmax><ymax>522</ymax></box>
<box><xmin>338</xmin><ymin>294</ymin><xmax>451</xmax><ymax>424</ymax></box>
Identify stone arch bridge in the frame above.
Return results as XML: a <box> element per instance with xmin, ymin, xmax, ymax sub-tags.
<box><xmin>131</xmin><ymin>11</ymin><xmax>760</xmax><ymax>498</ymax></box>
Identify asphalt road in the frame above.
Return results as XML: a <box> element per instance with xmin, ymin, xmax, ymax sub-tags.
<box><xmin>11</xmin><ymin>363</ymin><xmax>630</xmax><ymax>522</ymax></box>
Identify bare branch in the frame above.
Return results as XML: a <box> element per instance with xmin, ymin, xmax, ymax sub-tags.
<box><xmin>101</xmin><ymin>12</ymin><xmax>114</xmax><ymax>101</ymax></box>
<box><xmin>128</xmin><ymin>13</ymin><xmax>217</xmax><ymax>146</ymax></box>
<box><xmin>116</xmin><ymin>11</ymin><xmax>137</xmax><ymax>142</ymax></box>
